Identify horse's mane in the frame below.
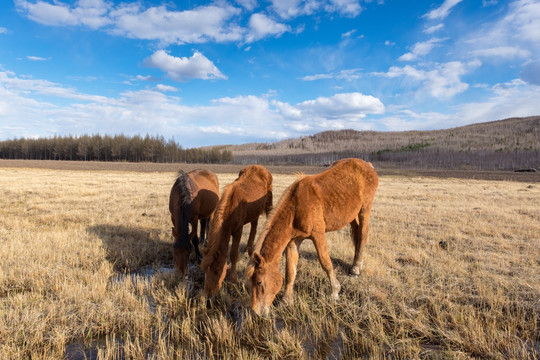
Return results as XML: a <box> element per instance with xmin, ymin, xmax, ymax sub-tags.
<box><xmin>174</xmin><ymin>170</ymin><xmax>192</xmax><ymax>206</ymax></box>
<box><xmin>201</xmin><ymin>182</ymin><xmax>235</xmax><ymax>270</ymax></box>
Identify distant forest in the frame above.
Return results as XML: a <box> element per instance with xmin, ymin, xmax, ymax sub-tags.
<box><xmin>0</xmin><ymin>134</ymin><xmax>233</xmax><ymax>164</ymax></box>
<box><xmin>1</xmin><ymin>117</ymin><xmax>539</xmax><ymax>170</ymax></box>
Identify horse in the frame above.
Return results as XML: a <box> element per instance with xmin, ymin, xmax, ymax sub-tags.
<box><xmin>201</xmin><ymin>165</ymin><xmax>273</xmax><ymax>296</ymax></box>
<box><xmin>169</xmin><ymin>169</ymin><xmax>219</xmax><ymax>277</ymax></box>
<box><xmin>246</xmin><ymin>158</ymin><xmax>378</xmax><ymax>316</ymax></box>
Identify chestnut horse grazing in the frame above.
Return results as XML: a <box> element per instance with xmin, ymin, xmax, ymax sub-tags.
<box><xmin>169</xmin><ymin>169</ymin><xmax>219</xmax><ymax>277</ymax></box>
<box><xmin>202</xmin><ymin>165</ymin><xmax>273</xmax><ymax>296</ymax></box>
<box><xmin>246</xmin><ymin>158</ymin><xmax>378</xmax><ymax>315</ymax></box>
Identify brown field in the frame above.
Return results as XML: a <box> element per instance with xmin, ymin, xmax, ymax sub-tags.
<box><xmin>1</xmin><ymin>159</ymin><xmax>539</xmax><ymax>182</ymax></box>
<box><xmin>0</xmin><ymin>162</ymin><xmax>538</xmax><ymax>359</ymax></box>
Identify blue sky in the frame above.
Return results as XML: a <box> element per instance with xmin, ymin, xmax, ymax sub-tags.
<box><xmin>1</xmin><ymin>0</ymin><xmax>539</xmax><ymax>147</ymax></box>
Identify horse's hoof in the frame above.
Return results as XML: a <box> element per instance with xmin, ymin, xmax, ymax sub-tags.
<box><xmin>349</xmin><ymin>266</ymin><xmax>361</xmax><ymax>277</ymax></box>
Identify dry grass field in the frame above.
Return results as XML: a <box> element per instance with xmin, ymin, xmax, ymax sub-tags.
<box><xmin>0</xmin><ymin>164</ymin><xmax>538</xmax><ymax>359</ymax></box>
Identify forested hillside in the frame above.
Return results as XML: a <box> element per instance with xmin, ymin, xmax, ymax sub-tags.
<box><xmin>228</xmin><ymin>116</ymin><xmax>539</xmax><ymax>170</ymax></box>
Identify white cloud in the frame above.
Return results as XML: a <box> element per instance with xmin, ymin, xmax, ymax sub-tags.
<box><xmin>380</xmin><ymin>60</ymin><xmax>482</xmax><ymax>99</ymax></box>
<box><xmin>325</xmin><ymin>0</ymin><xmax>362</xmax><ymax>17</ymax></box>
<box><xmin>424</xmin><ymin>0</ymin><xmax>463</xmax><ymax>20</ymax></box>
<box><xmin>155</xmin><ymin>84</ymin><xmax>178</xmax><ymax>92</ymax></box>
<box><xmin>136</xmin><ymin>75</ymin><xmax>154</xmax><ymax>81</ymax></box>
<box><xmin>300</xmin><ymin>69</ymin><xmax>362</xmax><ymax>81</ymax></box>
<box><xmin>27</xmin><ymin>56</ymin><xmax>49</xmax><ymax>61</ymax></box>
<box><xmin>296</xmin><ymin>93</ymin><xmax>384</xmax><ymax>119</ymax></box>
<box><xmin>272</xmin><ymin>100</ymin><xmax>302</xmax><ymax>119</ymax></box>
<box><xmin>465</xmin><ymin>0</ymin><xmax>540</xmax><ymax>55</ymax></box>
<box><xmin>236</xmin><ymin>0</ymin><xmax>258</xmax><ymax>11</ymax></box>
<box><xmin>424</xmin><ymin>23</ymin><xmax>444</xmax><ymax>34</ymax></box>
<box><xmin>246</xmin><ymin>13</ymin><xmax>290</xmax><ymax>43</ymax></box>
<box><xmin>470</xmin><ymin>46</ymin><xmax>530</xmax><ymax>59</ymax></box>
<box><xmin>15</xmin><ymin>0</ymin><xmax>112</xmax><ymax>29</ymax></box>
<box><xmin>0</xmin><ymin>70</ymin><xmax>388</xmax><ymax>144</ymax></box>
<box><xmin>399</xmin><ymin>38</ymin><xmax>444</xmax><ymax>61</ymax></box>
<box><xmin>456</xmin><ymin>79</ymin><xmax>540</xmax><ymax>125</ymax></box>
<box><xmin>341</xmin><ymin>29</ymin><xmax>357</xmax><ymax>38</ymax></box>
<box><xmin>0</xmin><ymin>26</ymin><xmax>8</xmax><ymax>34</ymax></box>
<box><xmin>520</xmin><ymin>58</ymin><xmax>540</xmax><ymax>85</ymax></box>
<box><xmin>0</xmin><ymin>70</ymin><xmax>109</xmax><ymax>102</ymax></box>
<box><xmin>269</xmin><ymin>0</ymin><xmax>361</xmax><ymax>19</ymax></box>
<box><xmin>110</xmin><ymin>4</ymin><xmax>244</xmax><ymax>45</ymax></box>
<box><xmin>269</xmin><ymin>0</ymin><xmax>316</xmax><ymax>19</ymax></box>
<box><xmin>144</xmin><ymin>50</ymin><xmax>227</xmax><ymax>82</ymax></box>
<box><xmin>15</xmin><ymin>0</ymin><xmax>366</xmax><ymax>46</ymax></box>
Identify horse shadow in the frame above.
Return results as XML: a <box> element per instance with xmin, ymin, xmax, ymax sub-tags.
<box><xmin>298</xmin><ymin>248</ymin><xmax>352</xmax><ymax>275</ymax></box>
<box><xmin>87</xmin><ymin>224</ymin><xmax>173</xmax><ymax>273</ymax></box>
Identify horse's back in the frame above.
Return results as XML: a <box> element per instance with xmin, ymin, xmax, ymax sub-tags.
<box><xmin>188</xmin><ymin>169</ymin><xmax>219</xmax><ymax>194</ymax></box>
<box><xmin>295</xmin><ymin>158</ymin><xmax>378</xmax><ymax>232</ymax></box>
<box><xmin>186</xmin><ymin>169</ymin><xmax>220</xmax><ymax>219</ymax></box>
<box><xmin>230</xmin><ymin>165</ymin><xmax>273</xmax><ymax>223</ymax></box>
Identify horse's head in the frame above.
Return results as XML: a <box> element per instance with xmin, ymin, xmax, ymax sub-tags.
<box><xmin>201</xmin><ymin>249</ymin><xmax>227</xmax><ymax>297</ymax></box>
<box><xmin>247</xmin><ymin>252</ymin><xmax>283</xmax><ymax>316</ymax></box>
<box><xmin>172</xmin><ymin>227</ymin><xmax>192</xmax><ymax>277</ymax></box>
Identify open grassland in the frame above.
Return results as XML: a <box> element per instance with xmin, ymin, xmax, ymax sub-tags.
<box><xmin>0</xmin><ymin>166</ymin><xmax>538</xmax><ymax>359</ymax></box>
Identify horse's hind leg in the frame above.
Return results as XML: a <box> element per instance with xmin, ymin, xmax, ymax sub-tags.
<box><xmin>229</xmin><ymin>228</ymin><xmax>243</xmax><ymax>284</ymax></box>
<box><xmin>244</xmin><ymin>219</ymin><xmax>258</xmax><ymax>255</ymax></box>
<box><xmin>312</xmin><ymin>232</ymin><xmax>341</xmax><ymax>301</ymax></box>
<box><xmin>199</xmin><ymin>217</ymin><xmax>209</xmax><ymax>246</ymax></box>
<box><xmin>191</xmin><ymin>220</ymin><xmax>202</xmax><ymax>263</ymax></box>
<box><xmin>350</xmin><ymin>206</ymin><xmax>371</xmax><ymax>277</ymax></box>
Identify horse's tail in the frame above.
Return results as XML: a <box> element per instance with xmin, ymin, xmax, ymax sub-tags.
<box><xmin>173</xmin><ymin>170</ymin><xmax>192</xmax><ymax>250</ymax></box>
<box><xmin>201</xmin><ymin>185</ymin><xmax>233</xmax><ymax>270</ymax></box>
<box><xmin>264</xmin><ymin>189</ymin><xmax>273</xmax><ymax>217</ymax></box>
<box><xmin>264</xmin><ymin>171</ymin><xmax>273</xmax><ymax>217</ymax></box>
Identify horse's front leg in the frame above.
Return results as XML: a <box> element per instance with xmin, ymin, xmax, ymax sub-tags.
<box><xmin>229</xmin><ymin>228</ymin><xmax>243</xmax><ymax>284</ymax></box>
<box><xmin>311</xmin><ymin>232</ymin><xmax>340</xmax><ymax>301</ymax></box>
<box><xmin>245</xmin><ymin>219</ymin><xmax>258</xmax><ymax>255</ymax></box>
<box><xmin>284</xmin><ymin>239</ymin><xmax>301</xmax><ymax>303</ymax></box>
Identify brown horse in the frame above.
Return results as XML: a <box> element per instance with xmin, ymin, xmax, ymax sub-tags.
<box><xmin>202</xmin><ymin>165</ymin><xmax>273</xmax><ymax>296</ymax></box>
<box><xmin>169</xmin><ymin>169</ymin><xmax>219</xmax><ymax>277</ymax></box>
<box><xmin>246</xmin><ymin>158</ymin><xmax>378</xmax><ymax>315</ymax></box>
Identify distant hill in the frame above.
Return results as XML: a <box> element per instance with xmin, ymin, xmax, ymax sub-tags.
<box><xmin>227</xmin><ymin>116</ymin><xmax>540</xmax><ymax>170</ymax></box>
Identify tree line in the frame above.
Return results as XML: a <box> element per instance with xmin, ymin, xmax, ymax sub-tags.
<box><xmin>0</xmin><ymin>134</ymin><xmax>233</xmax><ymax>164</ymax></box>
<box><xmin>234</xmin><ymin>147</ymin><xmax>539</xmax><ymax>171</ymax></box>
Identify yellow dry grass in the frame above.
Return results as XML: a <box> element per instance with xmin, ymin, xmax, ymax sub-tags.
<box><xmin>0</xmin><ymin>167</ymin><xmax>538</xmax><ymax>359</ymax></box>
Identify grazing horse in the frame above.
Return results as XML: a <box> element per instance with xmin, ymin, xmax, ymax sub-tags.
<box><xmin>169</xmin><ymin>169</ymin><xmax>219</xmax><ymax>277</ymax></box>
<box><xmin>202</xmin><ymin>165</ymin><xmax>273</xmax><ymax>296</ymax></box>
<box><xmin>246</xmin><ymin>158</ymin><xmax>378</xmax><ymax>316</ymax></box>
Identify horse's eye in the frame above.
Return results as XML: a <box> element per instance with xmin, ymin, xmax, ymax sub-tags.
<box><xmin>256</xmin><ymin>281</ymin><xmax>262</xmax><ymax>286</ymax></box>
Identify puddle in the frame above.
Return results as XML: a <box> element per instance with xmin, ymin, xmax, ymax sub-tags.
<box><xmin>109</xmin><ymin>265</ymin><xmax>176</xmax><ymax>284</ymax></box>
<box><xmin>64</xmin><ymin>341</ymin><xmax>100</xmax><ymax>360</ymax></box>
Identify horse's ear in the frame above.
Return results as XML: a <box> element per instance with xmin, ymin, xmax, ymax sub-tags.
<box><xmin>252</xmin><ymin>252</ymin><xmax>265</xmax><ymax>268</ymax></box>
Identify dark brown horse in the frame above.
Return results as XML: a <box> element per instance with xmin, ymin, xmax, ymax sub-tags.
<box><xmin>202</xmin><ymin>165</ymin><xmax>273</xmax><ymax>296</ymax></box>
<box><xmin>246</xmin><ymin>158</ymin><xmax>378</xmax><ymax>315</ymax></box>
<box><xmin>169</xmin><ymin>169</ymin><xmax>219</xmax><ymax>277</ymax></box>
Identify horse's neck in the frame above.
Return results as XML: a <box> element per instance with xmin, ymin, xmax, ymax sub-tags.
<box><xmin>260</xmin><ymin>203</ymin><xmax>295</xmax><ymax>265</ymax></box>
